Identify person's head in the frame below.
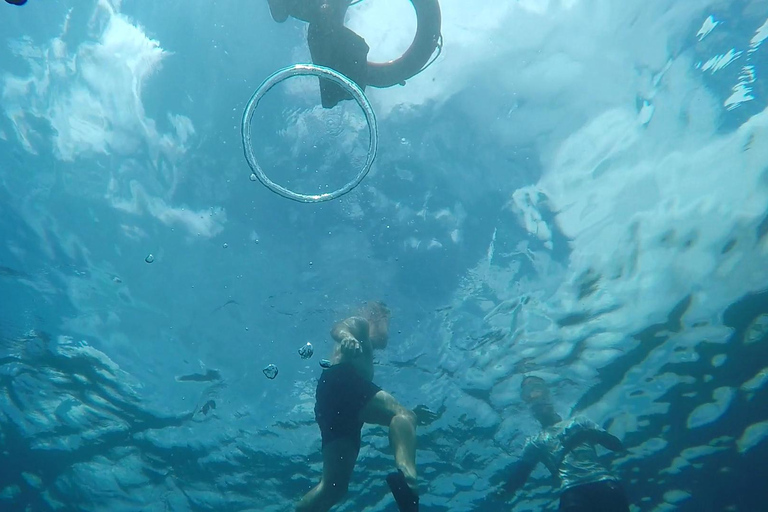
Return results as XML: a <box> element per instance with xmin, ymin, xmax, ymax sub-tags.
<box><xmin>521</xmin><ymin>376</ymin><xmax>562</xmax><ymax>428</ymax></box>
<box><xmin>359</xmin><ymin>300</ymin><xmax>391</xmax><ymax>349</ymax></box>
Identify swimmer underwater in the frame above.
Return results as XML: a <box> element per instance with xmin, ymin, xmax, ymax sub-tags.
<box><xmin>497</xmin><ymin>376</ymin><xmax>631</xmax><ymax>511</ymax></box>
<box><xmin>266</xmin><ymin>0</ymin><xmax>442</xmax><ymax>108</ymax></box>
<box><xmin>297</xmin><ymin>301</ymin><xmax>420</xmax><ymax>512</ymax></box>
<box><xmin>268</xmin><ymin>0</ymin><xmax>371</xmax><ymax>108</ymax></box>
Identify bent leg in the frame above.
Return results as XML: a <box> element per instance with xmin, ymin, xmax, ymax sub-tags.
<box><xmin>296</xmin><ymin>438</ymin><xmax>359</xmax><ymax>512</ymax></box>
<box><xmin>359</xmin><ymin>390</ymin><xmax>417</xmax><ymax>487</ymax></box>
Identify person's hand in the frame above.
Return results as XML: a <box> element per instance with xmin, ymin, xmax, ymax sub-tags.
<box><xmin>340</xmin><ymin>335</ymin><xmax>362</xmax><ymax>357</ymax></box>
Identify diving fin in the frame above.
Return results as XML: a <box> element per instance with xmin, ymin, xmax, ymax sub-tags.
<box><xmin>307</xmin><ymin>23</ymin><xmax>370</xmax><ymax>108</ymax></box>
<box><xmin>386</xmin><ymin>470</ymin><xmax>419</xmax><ymax>512</ymax></box>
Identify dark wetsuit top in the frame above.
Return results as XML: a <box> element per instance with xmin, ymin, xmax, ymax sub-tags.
<box><xmin>314</xmin><ymin>363</ymin><xmax>381</xmax><ymax>449</ymax></box>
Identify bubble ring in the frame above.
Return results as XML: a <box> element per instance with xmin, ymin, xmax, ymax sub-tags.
<box><xmin>241</xmin><ymin>64</ymin><xmax>378</xmax><ymax>203</ymax></box>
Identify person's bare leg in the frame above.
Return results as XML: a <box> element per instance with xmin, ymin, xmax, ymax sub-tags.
<box><xmin>360</xmin><ymin>390</ymin><xmax>418</xmax><ymax>489</ymax></box>
<box><xmin>296</xmin><ymin>438</ymin><xmax>358</xmax><ymax>512</ymax></box>
<box><xmin>389</xmin><ymin>407</ymin><xmax>417</xmax><ymax>484</ymax></box>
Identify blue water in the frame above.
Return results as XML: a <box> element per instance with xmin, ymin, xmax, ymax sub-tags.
<box><xmin>1</xmin><ymin>1</ymin><xmax>767</xmax><ymax>511</ymax></box>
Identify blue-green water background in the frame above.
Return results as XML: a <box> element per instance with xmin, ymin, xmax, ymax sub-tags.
<box><xmin>1</xmin><ymin>1</ymin><xmax>767</xmax><ymax>511</ymax></box>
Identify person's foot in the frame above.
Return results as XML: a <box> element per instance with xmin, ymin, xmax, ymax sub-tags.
<box><xmin>387</xmin><ymin>470</ymin><xmax>419</xmax><ymax>512</ymax></box>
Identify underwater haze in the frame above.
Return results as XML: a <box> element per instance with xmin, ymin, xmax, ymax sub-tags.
<box><xmin>1</xmin><ymin>0</ymin><xmax>768</xmax><ymax>510</ymax></box>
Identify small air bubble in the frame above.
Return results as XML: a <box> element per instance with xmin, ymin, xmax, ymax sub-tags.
<box><xmin>263</xmin><ymin>364</ymin><xmax>279</xmax><ymax>380</ymax></box>
<box><xmin>249</xmin><ymin>174</ymin><xmax>258</xmax><ymax>182</ymax></box>
<box><xmin>298</xmin><ymin>342</ymin><xmax>314</xmax><ymax>360</ymax></box>
<box><xmin>223</xmin><ymin>243</ymin><xmax>228</xmax><ymax>249</ymax></box>
<box><xmin>145</xmin><ymin>254</ymin><xmax>155</xmax><ymax>264</ymax></box>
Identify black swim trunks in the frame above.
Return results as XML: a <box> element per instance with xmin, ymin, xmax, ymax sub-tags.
<box><xmin>314</xmin><ymin>363</ymin><xmax>381</xmax><ymax>448</ymax></box>
<box><xmin>559</xmin><ymin>480</ymin><xmax>629</xmax><ymax>512</ymax></box>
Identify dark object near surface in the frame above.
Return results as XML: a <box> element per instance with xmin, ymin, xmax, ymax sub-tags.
<box><xmin>200</xmin><ymin>400</ymin><xmax>216</xmax><ymax>416</ymax></box>
<box><xmin>268</xmin><ymin>0</ymin><xmax>442</xmax><ymax>108</ymax></box>
<box><xmin>176</xmin><ymin>369</ymin><xmax>222</xmax><ymax>382</ymax></box>
<box><xmin>366</xmin><ymin>0</ymin><xmax>442</xmax><ymax>89</ymax></box>
<box><xmin>5</xmin><ymin>0</ymin><xmax>28</xmax><ymax>5</ymax></box>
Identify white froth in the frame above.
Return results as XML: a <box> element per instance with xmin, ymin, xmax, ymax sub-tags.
<box><xmin>1</xmin><ymin>1</ymin><xmax>209</xmax><ymax>237</ymax></box>
<box><xmin>741</xmin><ymin>367</ymin><xmax>768</xmax><ymax>393</ymax></box>
<box><xmin>736</xmin><ymin>420</ymin><xmax>768</xmax><ymax>454</ymax></box>
<box><xmin>663</xmin><ymin>490</ymin><xmax>691</xmax><ymax>504</ymax></box>
<box><xmin>744</xmin><ymin>314</ymin><xmax>768</xmax><ymax>344</ymax></box>
<box><xmin>699</xmin><ymin>49</ymin><xmax>742</xmax><ymax>73</ymax></box>
<box><xmin>686</xmin><ymin>387</ymin><xmax>734</xmax><ymax>429</ymax></box>
<box><xmin>696</xmin><ymin>15</ymin><xmax>720</xmax><ymax>41</ymax></box>
<box><xmin>751</xmin><ymin>17</ymin><xmax>768</xmax><ymax>48</ymax></box>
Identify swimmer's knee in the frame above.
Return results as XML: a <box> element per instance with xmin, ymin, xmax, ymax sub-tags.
<box><xmin>395</xmin><ymin>406</ymin><xmax>417</xmax><ymax>427</ymax></box>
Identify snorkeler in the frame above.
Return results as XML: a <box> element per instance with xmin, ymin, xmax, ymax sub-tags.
<box><xmin>266</xmin><ymin>0</ymin><xmax>442</xmax><ymax>108</ymax></box>
<box><xmin>296</xmin><ymin>301</ymin><xmax>419</xmax><ymax>512</ymax></box>
<box><xmin>500</xmin><ymin>376</ymin><xmax>630</xmax><ymax>512</ymax></box>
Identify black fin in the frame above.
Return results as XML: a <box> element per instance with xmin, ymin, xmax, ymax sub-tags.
<box><xmin>307</xmin><ymin>23</ymin><xmax>369</xmax><ymax>108</ymax></box>
<box><xmin>386</xmin><ymin>470</ymin><xmax>419</xmax><ymax>512</ymax></box>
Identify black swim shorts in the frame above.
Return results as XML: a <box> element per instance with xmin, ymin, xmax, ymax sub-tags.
<box><xmin>314</xmin><ymin>363</ymin><xmax>382</xmax><ymax>448</ymax></box>
<box><xmin>560</xmin><ymin>480</ymin><xmax>629</xmax><ymax>512</ymax></box>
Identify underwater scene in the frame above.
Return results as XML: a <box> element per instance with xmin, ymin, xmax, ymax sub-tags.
<box><xmin>1</xmin><ymin>0</ymin><xmax>767</xmax><ymax>511</ymax></box>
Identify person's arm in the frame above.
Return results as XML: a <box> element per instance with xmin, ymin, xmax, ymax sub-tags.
<box><xmin>594</xmin><ymin>430</ymin><xmax>625</xmax><ymax>452</ymax></box>
<box><xmin>485</xmin><ymin>442</ymin><xmax>539</xmax><ymax>504</ymax></box>
<box><xmin>331</xmin><ymin>316</ymin><xmax>369</xmax><ymax>356</ymax></box>
<box><xmin>503</xmin><ymin>458</ymin><xmax>537</xmax><ymax>496</ymax></box>
<box><xmin>501</xmin><ymin>440</ymin><xmax>539</xmax><ymax>495</ymax></box>
<box><xmin>564</xmin><ymin>417</ymin><xmax>625</xmax><ymax>452</ymax></box>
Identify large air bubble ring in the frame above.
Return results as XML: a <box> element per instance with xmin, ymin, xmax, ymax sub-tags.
<box><xmin>241</xmin><ymin>64</ymin><xmax>378</xmax><ymax>203</ymax></box>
